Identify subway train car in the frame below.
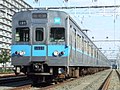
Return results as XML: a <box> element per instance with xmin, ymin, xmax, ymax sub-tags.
<box><xmin>11</xmin><ymin>10</ymin><xmax>110</xmax><ymax>84</ymax></box>
<box><xmin>112</xmin><ymin>64</ymin><xmax>117</xmax><ymax>69</ymax></box>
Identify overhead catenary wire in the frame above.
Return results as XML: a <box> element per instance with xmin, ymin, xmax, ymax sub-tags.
<box><xmin>1</xmin><ymin>4</ymin><xmax>120</xmax><ymax>10</ymax></box>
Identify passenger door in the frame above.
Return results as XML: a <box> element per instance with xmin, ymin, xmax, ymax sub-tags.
<box><xmin>31</xmin><ymin>24</ymin><xmax>47</xmax><ymax>61</ymax></box>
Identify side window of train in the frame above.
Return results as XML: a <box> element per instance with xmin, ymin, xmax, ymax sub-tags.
<box><xmin>84</xmin><ymin>40</ymin><xmax>86</xmax><ymax>53</ymax></box>
<box><xmin>15</xmin><ymin>27</ymin><xmax>30</xmax><ymax>42</ymax></box>
<box><xmin>79</xmin><ymin>36</ymin><xmax>82</xmax><ymax>50</ymax></box>
<box><xmin>35</xmin><ymin>28</ymin><xmax>44</xmax><ymax>41</ymax></box>
<box><xmin>87</xmin><ymin>42</ymin><xmax>89</xmax><ymax>54</ymax></box>
<box><xmin>89</xmin><ymin>44</ymin><xmax>91</xmax><ymax>56</ymax></box>
<box><xmin>94</xmin><ymin>49</ymin><xmax>96</xmax><ymax>58</ymax></box>
<box><xmin>77</xmin><ymin>34</ymin><xmax>80</xmax><ymax>49</ymax></box>
<box><xmin>82</xmin><ymin>36</ymin><xmax>84</xmax><ymax>52</ymax></box>
<box><xmin>91</xmin><ymin>45</ymin><xmax>93</xmax><ymax>56</ymax></box>
<box><xmin>93</xmin><ymin>48</ymin><xmax>95</xmax><ymax>57</ymax></box>
<box><xmin>50</xmin><ymin>27</ymin><xmax>65</xmax><ymax>42</ymax></box>
<box><xmin>72</xmin><ymin>31</ymin><xmax>75</xmax><ymax>46</ymax></box>
<box><xmin>85</xmin><ymin>41</ymin><xmax>88</xmax><ymax>53</ymax></box>
<box><xmin>96</xmin><ymin>50</ymin><xmax>98</xmax><ymax>58</ymax></box>
<box><xmin>72</xmin><ymin>30</ymin><xmax>76</xmax><ymax>47</ymax></box>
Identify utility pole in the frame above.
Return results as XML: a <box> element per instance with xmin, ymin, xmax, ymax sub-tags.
<box><xmin>34</xmin><ymin>0</ymin><xmax>41</xmax><ymax>6</ymax></box>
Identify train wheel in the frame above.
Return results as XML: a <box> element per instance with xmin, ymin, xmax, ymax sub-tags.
<box><xmin>74</xmin><ymin>67</ymin><xmax>80</xmax><ymax>78</ymax></box>
<box><xmin>69</xmin><ymin>67</ymin><xmax>80</xmax><ymax>78</ymax></box>
<box><xmin>69</xmin><ymin>67</ymin><xmax>73</xmax><ymax>77</ymax></box>
<box><xmin>13</xmin><ymin>67</ymin><xmax>20</xmax><ymax>76</ymax></box>
<box><xmin>31</xmin><ymin>77</ymin><xmax>39</xmax><ymax>86</ymax></box>
<box><xmin>14</xmin><ymin>71</ymin><xmax>20</xmax><ymax>76</ymax></box>
<box><xmin>72</xmin><ymin>67</ymin><xmax>79</xmax><ymax>78</ymax></box>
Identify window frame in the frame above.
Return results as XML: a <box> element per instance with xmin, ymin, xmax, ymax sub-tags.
<box><xmin>34</xmin><ymin>27</ymin><xmax>45</xmax><ymax>42</ymax></box>
<box><xmin>15</xmin><ymin>27</ymin><xmax>30</xmax><ymax>42</ymax></box>
<box><xmin>49</xmin><ymin>27</ymin><xmax>65</xmax><ymax>42</ymax></box>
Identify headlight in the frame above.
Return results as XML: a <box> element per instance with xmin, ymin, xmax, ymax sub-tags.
<box><xmin>53</xmin><ymin>50</ymin><xmax>59</xmax><ymax>56</ymax></box>
<box><xmin>19</xmin><ymin>50</ymin><xmax>25</xmax><ymax>56</ymax></box>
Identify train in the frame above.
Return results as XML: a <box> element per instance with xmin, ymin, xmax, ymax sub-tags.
<box><xmin>11</xmin><ymin>10</ymin><xmax>110</xmax><ymax>84</ymax></box>
<box><xmin>112</xmin><ymin>64</ymin><xmax>117</xmax><ymax>69</ymax></box>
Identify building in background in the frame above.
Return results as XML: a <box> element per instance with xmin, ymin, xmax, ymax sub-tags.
<box><xmin>0</xmin><ymin>0</ymin><xmax>32</xmax><ymax>51</ymax></box>
<box><xmin>0</xmin><ymin>0</ymin><xmax>32</xmax><ymax>67</ymax></box>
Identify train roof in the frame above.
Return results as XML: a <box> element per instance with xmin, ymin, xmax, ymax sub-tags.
<box><xmin>13</xmin><ymin>9</ymin><xmax>67</xmax><ymax>16</ymax></box>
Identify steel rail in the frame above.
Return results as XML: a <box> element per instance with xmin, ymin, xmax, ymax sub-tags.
<box><xmin>115</xmin><ymin>69</ymin><xmax>120</xmax><ymax>82</ymax></box>
<box><xmin>0</xmin><ymin>75</ymin><xmax>28</xmax><ymax>84</ymax></box>
<box><xmin>98</xmin><ymin>70</ymin><xmax>113</xmax><ymax>90</ymax></box>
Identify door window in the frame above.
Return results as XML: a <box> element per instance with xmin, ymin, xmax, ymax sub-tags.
<box><xmin>35</xmin><ymin>28</ymin><xmax>44</xmax><ymax>41</ymax></box>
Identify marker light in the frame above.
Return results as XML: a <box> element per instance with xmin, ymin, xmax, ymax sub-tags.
<box><xmin>60</xmin><ymin>51</ymin><xmax>64</xmax><ymax>55</ymax></box>
<box><xmin>59</xmin><ymin>51</ymin><xmax>65</xmax><ymax>56</ymax></box>
<box><xmin>14</xmin><ymin>50</ymin><xmax>25</xmax><ymax>56</ymax></box>
<box><xmin>15</xmin><ymin>51</ymin><xmax>18</xmax><ymax>55</ymax></box>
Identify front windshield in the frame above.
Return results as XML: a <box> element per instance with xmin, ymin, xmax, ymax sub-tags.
<box><xmin>50</xmin><ymin>27</ymin><xmax>65</xmax><ymax>42</ymax></box>
<box><xmin>15</xmin><ymin>27</ymin><xmax>30</xmax><ymax>42</ymax></box>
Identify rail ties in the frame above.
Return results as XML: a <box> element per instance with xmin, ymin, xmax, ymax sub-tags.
<box><xmin>99</xmin><ymin>69</ymin><xmax>120</xmax><ymax>90</ymax></box>
<box><xmin>9</xmin><ymin>85</ymin><xmax>32</xmax><ymax>90</ymax></box>
<box><xmin>98</xmin><ymin>70</ymin><xmax>113</xmax><ymax>90</ymax></box>
<box><xmin>108</xmin><ymin>69</ymin><xmax>120</xmax><ymax>90</ymax></box>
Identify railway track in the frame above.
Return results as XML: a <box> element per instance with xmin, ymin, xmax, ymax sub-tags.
<box><xmin>0</xmin><ymin>75</ymin><xmax>28</xmax><ymax>85</ymax></box>
<box><xmin>0</xmin><ymin>74</ymin><xmax>32</xmax><ymax>90</ymax></box>
<box><xmin>106</xmin><ymin>69</ymin><xmax>120</xmax><ymax>90</ymax></box>
<box><xmin>9</xmin><ymin>85</ymin><xmax>32</xmax><ymax>90</ymax></box>
<box><xmin>81</xmin><ymin>69</ymin><xmax>120</xmax><ymax>90</ymax></box>
<box><xmin>98</xmin><ymin>70</ymin><xmax>113</xmax><ymax>90</ymax></box>
<box><xmin>0</xmin><ymin>69</ymin><xmax>120</xmax><ymax>90</ymax></box>
<box><xmin>9</xmin><ymin>77</ymin><xmax>77</xmax><ymax>90</ymax></box>
<box><xmin>99</xmin><ymin>69</ymin><xmax>120</xmax><ymax>90</ymax></box>
<box><xmin>116</xmin><ymin>69</ymin><xmax>120</xmax><ymax>82</ymax></box>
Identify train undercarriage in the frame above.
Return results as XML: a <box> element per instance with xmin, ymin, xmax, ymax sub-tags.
<box><xmin>13</xmin><ymin>62</ymin><xmax>109</xmax><ymax>85</ymax></box>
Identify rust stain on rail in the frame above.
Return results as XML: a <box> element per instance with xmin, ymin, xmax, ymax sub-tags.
<box><xmin>99</xmin><ymin>70</ymin><xmax>113</xmax><ymax>90</ymax></box>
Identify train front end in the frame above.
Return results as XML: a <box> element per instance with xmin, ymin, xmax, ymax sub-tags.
<box><xmin>11</xmin><ymin>10</ymin><xmax>70</xmax><ymax>83</ymax></box>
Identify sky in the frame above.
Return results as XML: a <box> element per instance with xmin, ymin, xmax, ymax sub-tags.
<box><xmin>24</xmin><ymin>0</ymin><xmax>120</xmax><ymax>60</ymax></box>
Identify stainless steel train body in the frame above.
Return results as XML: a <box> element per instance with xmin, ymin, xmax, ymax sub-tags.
<box><xmin>11</xmin><ymin>10</ymin><xmax>110</xmax><ymax>82</ymax></box>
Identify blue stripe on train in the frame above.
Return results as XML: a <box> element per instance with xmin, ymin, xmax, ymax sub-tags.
<box><xmin>48</xmin><ymin>45</ymin><xmax>70</xmax><ymax>56</ymax></box>
<box><xmin>11</xmin><ymin>45</ymin><xmax>70</xmax><ymax>57</ymax></box>
<box><xmin>11</xmin><ymin>45</ymin><xmax>93</xmax><ymax>58</ymax></box>
<box><xmin>32</xmin><ymin>45</ymin><xmax>70</xmax><ymax>56</ymax></box>
<box><xmin>11</xmin><ymin>45</ymin><xmax>31</xmax><ymax>56</ymax></box>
